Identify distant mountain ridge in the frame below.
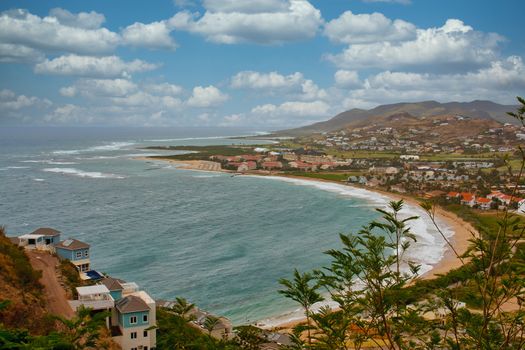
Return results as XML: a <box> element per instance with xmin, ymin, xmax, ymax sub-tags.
<box><xmin>275</xmin><ymin>100</ymin><xmax>518</xmax><ymax>136</ymax></box>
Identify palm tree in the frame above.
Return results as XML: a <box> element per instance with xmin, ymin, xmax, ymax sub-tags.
<box><xmin>279</xmin><ymin>269</ymin><xmax>324</xmax><ymax>347</ymax></box>
<box><xmin>171</xmin><ymin>297</ymin><xmax>196</xmax><ymax>321</ymax></box>
<box><xmin>203</xmin><ymin>315</ymin><xmax>220</xmax><ymax>336</ymax></box>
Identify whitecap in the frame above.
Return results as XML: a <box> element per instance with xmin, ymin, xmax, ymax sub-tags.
<box><xmin>33</xmin><ymin>178</ymin><xmax>45</xmax><ymax>182</ymax></box>
<box><xmin>6</xmin><ymin>166</ymin><xmax>30</xmax><ymax>169</ymax></box>
<box><xmin>52</xmin><ymin>141</ymin><xmax>136</xmax><ymax>155</ymax></box>
<box><xmin>42</xmin><ymin>167</ymin><xmax>126</xmax><ymax>179</ymax></box>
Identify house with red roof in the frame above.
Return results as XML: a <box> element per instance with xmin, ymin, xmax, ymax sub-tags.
<box><xmin>460</xmin><ymin>192</ymin><xmax>476</xmax><ymax>207</ymax></box>
<box><xmin>261</xmin><ymin>161</ymin><xmax>283</xmax><ymax>170</ymax></box>
<box><xmin>475</xmin><ymin>197</ymin><xmax>492</xmax><ymax>210</ymax></box>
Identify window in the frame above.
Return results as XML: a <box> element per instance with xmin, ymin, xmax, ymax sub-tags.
<box><xmin>84</xmin><ymin>250</ymin><xmax>89</xmax><ymax>257</ymax></box>
<box><xmin>75</xmin><ymin>251</ymin><xmax>82</xmax><ymax>259</ymax></box>
<box><xmin>130</xmin><ymin>316</ymin><xmax>137</xmax><ymax>324</ymax></box>
<box><xmin>144</xmin><ymin>347</ymin><xmax>148</xmax><ymax>350</ymax></box>
<box><xmin>143</xmin><ymin>314</ymin><xmax>148</xmax><ymax>322</ymax></box>
<box><xmin>131</xmin><ymin>348</ymin><xmax>137</xmax><ymax>350</ymax></box>
<box><xmin>143</xmin><ymin>330</ymin><xmax>148</xmax><ymax>337</ymax></box>
<box><xmin>130</xmin><ymin>332</ymin><xmax>137</xmax><ymax>339</ymax></box>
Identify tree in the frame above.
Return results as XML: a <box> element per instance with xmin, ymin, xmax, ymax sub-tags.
<box><xmin>53</xmin><ymin>306</ymin><xmax>109</xmax><ymax>350</ymax></box>
<box><xmin>171</xmin><ymin>297</ymin><xmax>196</xmax><ymax>321</ymax></box>
<box><xmin>204</xmin><ymin>315</ymin><xmax>220</xmax><ymax>336</ymax></box>
<box><xmin>279</xmin><ymin>269</ymin><xmax>324</xmax><ymax>347</ymax></box>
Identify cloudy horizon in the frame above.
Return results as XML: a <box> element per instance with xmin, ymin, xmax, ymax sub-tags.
<box><xmin>1</xmin><ymin>0</ymin><xmax>524</xmax><ymax>128</ymax></box>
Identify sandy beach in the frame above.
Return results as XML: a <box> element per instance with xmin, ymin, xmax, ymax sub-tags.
<box><xmin>139</xmin><ymin>156</ymin><xmax>476</xmax><ymax>329</ymax></box>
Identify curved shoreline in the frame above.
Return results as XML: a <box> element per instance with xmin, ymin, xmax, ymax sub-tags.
<box><xmin>138</xmin><ymin>157</ymin><xmax>475</xmax><ymax>328</ymax></box>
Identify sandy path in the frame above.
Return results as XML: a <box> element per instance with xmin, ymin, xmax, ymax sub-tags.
<box><xmin>27</xmin><ymin>250</ymin><xmax>75</xmax><ymax>319</ymax></box>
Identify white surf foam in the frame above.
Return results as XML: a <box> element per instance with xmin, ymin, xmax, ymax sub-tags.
<box><xmin>20</xmin><ymin>160</ymin><xmax>77</xmax><ymax>165</ymax></box>
<box><xmin>42</xmin><ymin>167</ymin><xmax>126</xmax><ymax>179</ymax></box>
<box><xmin>33</xmin><ymin>178</ymin><xmax>45</xmax><ymax>182</ymax></box>
<box><xmin>6</xmin><ymin>166</ymin><xmax>30</xmax><ymax>169</ymax></box>
<box><xmin>52</xmin><ymin>141</ymin><xmax>136</xmax><ymax>155</ymax></box>
<box><xmin>251</xmin><ymin>176</ymin><xmax>454</xmax><ymax>327</ymax></box>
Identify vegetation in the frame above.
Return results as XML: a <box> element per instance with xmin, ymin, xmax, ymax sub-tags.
<box><xmin>278</xmin><ymin>98</ymin><xmax>525</xmax><ymax>349</ymax></box>
<box><xmin>146</xmin><ymin>145</ymin><xmax>259</xmax><ymax>161</ymax></box>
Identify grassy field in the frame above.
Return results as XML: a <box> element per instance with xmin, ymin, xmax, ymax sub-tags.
<box><xmin>146</xmin><ymin>145</ymin><xmax>258</xmax><ymax>161</ymax></box>
<box><xmin>283</xmin><ymin>171</ymin><xmax>365</xmax><ymax>182</ymax></box>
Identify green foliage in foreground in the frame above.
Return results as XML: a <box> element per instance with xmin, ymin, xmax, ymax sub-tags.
<box><xmin>278</xmin><ymin>98</ymin><xmax>525</xmax><ymax>349</ymax></box>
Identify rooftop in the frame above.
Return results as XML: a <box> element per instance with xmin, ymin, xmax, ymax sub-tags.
<box><xmin>55</xmin><ymin>238</ymin><xmax>90</xmax><ymax>250</ymax></box>
<box><xmin>115</xmin><ymin>295</ymin><xmax>150</xmax><ymax>314</ymax></box>
<box><xmin>30</xmin><ymin>227</ymin><xmax>60</xmax><ymax>236</ymax></box>
<box><xmin>77</xmin><ymin>284</ymin><xmax>110</xmax><ymax>296</ymax></box>
<box><xmin>100</xmin><ymin>277</ymin><xmax>125</xmax><ymax>291</ymax></box>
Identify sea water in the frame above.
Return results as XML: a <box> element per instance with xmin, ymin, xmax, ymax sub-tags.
<box><xmin>0</xmin><ymin>127</ymin><xmax>451</xmax><ymax>325</ymax></box>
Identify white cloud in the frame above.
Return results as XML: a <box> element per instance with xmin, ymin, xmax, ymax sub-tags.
<box><xmin>0</xmin><ymin>43</ymin><xmax>44</xmax><ymax>63</ymax></box>
<box><xmin>251</xmin><ymin>100</ymin><xmax>330</xmax><ymax>118</ymax></box>
<box><xmin>187</xmin><ymin>85</ymin><xmax>229</xmax><ymax>107</ymax></box>
<box><xmin>202</xmin><ymin>0</ymin><xmax>289</xmax><ymax>13</ymax></box>
<box><xmin>231</xmin><ymin>71</ymin><xmax>303</xmax><ymax>89</ymax></box>
<box><xmin>49</xmin><ymin>8</ymin><xmax>105</xmax><ymax>30</ymax></box>
<box><xmin>169</xmin><ymin>0</ymin><xmax>322</xmax><ymax>44</ymax></box>
<box><xmin>34</xmin><ymin>55</ymin><xmax>159</xmax><ymax>78</ymax></box>
<box><xmin>60</xmin><ymin>79</ymin><xmax>138</xmax><ymax>98</ymax></box>
<box><xmin>336</xmin><ymin>56</ymin><xmax>525</xmax><ymax>108</ymax></box>
<box><xmin>231</xmin><ymin>70</ymin><xmax>327</xmax><ymax>101</ymax></box>
<box><xmin>122</xmin><ymin>20</ymin><xmax>177</xmax><ymax>49</ymax></box>
<box><xmin>0</xmin><ymin>89</ymin><xmax>51</xmax><ymax>110</ymax></box>
<box><xmin>145</xmin><ymin>83</ymin><xmax>183</xmax><ymax>96</ymax></box>
<box><xmin>326</xmin><ymin>19</ymin><xmax>503</xmax><ymax>70</ymax></box>
<box><xmin>324</xmin><ymin>11</ymin><xmax>415</xmax><ymax>44</ymax></box>
<box><xmin>334</xmin><ymin>70</ymin><xmax>362</xmax><ymax>88</ymax></box>
<box><xmin>0</xmin><ymin>9</ymin><xmax>120</xmax><ymax>56</ymax></box>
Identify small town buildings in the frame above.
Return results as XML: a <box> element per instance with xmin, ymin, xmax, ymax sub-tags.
<box><xmin>16</xmin><ymin>227</ymin><xmax>61</xmax><ymax>251</ymax></box>
<box><xmin>55</xmin><ymin>239</ymin><xmax>91</xmax><ymax>277</ymax></box>
<box><xmin>70</xmin><ymin>277</ymin><xmax>157</xmax><ymax>350</ymax></box>
<box><xmin>261</xmin><ymin>161</ymin><xmax>283</xmax><ymax>170</ymax></box>
<box><xmin>460</xmin><ymin>193</ymin><xmax>476</xmax><ymax>207</ymax></box>
<box><xmin>476</xmin><ymin>197</ymin><xmax>492</xmax><ymax>210</ymax></box>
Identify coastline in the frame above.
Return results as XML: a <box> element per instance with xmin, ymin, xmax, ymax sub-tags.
<box><xmin>138</xmin><ymin>156</ymin><xmax>475</xmax><ymax>328</ymax></box>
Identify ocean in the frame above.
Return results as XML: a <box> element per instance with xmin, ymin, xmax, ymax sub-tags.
<box><xmin>0</xmin><ymin>126</ymin><xmax>451</xmax><ymax>325</ymax></box>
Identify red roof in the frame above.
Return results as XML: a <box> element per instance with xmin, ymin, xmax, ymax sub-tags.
<box><xmin>241</xmin><ymin>155</ymin><xmax>260</xmax><ymax>161</ymax></box>
<box><xmin>476</xmin><ymin>198</ymin><xmax>491</xmax><ymax>204</ymax></box>
<box><xmin>460</xmin><ymin>192</ymin><xmax>474</xmax><ymax>201</ymax></box>
<box><xmin>262</xmin><ymin>161</ymin><xmax>282</xmax><ymax>168</ymax></box>
<box><xmin>447</xmin><ymin>192</ymin><xmax>459</xmax><ymax>197</ymax></box>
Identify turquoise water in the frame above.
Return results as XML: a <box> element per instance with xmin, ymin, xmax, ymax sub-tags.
<box><xmin>0</xmin><ymin>127</ymin><xmax>448</xmax><ymax>324</ymax></box>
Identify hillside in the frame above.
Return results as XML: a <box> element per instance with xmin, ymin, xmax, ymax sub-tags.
<box><xmin>0</xmin><ymin>227</ymin><xmax>54</xmax><ymax>334</ymax></box>
<box><xmin>275</xmin><ymin>100</ymin><xmax>517</xmax><ymax>136</ymax></box>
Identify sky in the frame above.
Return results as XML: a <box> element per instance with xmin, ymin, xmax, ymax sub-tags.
<box><xmin>0</xmin><ymin>0</ymin><xmax>524</xmax><ymax>129</ymax></box>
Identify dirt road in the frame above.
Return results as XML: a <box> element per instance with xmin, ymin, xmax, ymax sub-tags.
<box><xmin>27</xmin><ymin>250</ymin><xmax>75</xmax><ymax>319</ymax></box>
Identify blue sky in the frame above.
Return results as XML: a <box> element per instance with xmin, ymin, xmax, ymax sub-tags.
<box><xmin>0</xmin><ymin>0</ymin><xmax>524</xmax><ymax>128</ymax></box>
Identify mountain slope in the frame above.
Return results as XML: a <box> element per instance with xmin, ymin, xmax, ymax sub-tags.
<box><xmin>275</xmin><ymin>100</ymin><xmax>517</xmax><ymax>136</ymax></box>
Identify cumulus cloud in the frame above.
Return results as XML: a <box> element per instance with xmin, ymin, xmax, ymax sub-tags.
<box><xmin>231</xmin><ymin>70</ymin><xmax>326</xmax><ymax>100</ymax></box>
<box><xmin>0</xmin><ymin>43</ymin><xmax>45</xmax><ymax>63</ymax></box>
<box><xmin>122</xmin><ymin>20</ymin><xmax>177</xmax><ymax>49</ymax></box>
<box><xmin>169</xmin><ymin>0</ymin><xmax>322</xmax><ymax>44</ymax></box>
<box><xmin>324</xmin><ymin>11</ymin><xmax>416</xmax><ymax>44</ymax></box>
<box><xmin>0</xmin><ymin>9</ymin><xmax>120</xmax><ymax>57</ymax></box>
<box><xmin>251</xmin><ymin>100</ymin><xmax>330</xmax><ymax>118</ymax></box>
<box><xmin>231</xmin><ymin>71</ymin><xmax>303</xmax><ymax>89</ymax></box>
<box><xmin>202</xmin><ymin>0</ymin><xmax>289</xmax><ymax>13</ymax></box>
<box><xmin>49</xmin><ymin>8</ymin><xmax>106</xmax><ymax>30</ymax></box>
<box><xmin>326</xmin><ymin>19</ymin><xmax>503</xmax><ymax>71</ymax></box>
<box><xmin>59</xmin><ymin>79</ymin><xmax>138</xmax><ymax>98</ymax></box>
<box><xmin>34</xmin><ymin>55</ymin><xmax>159</xmax><ymax>78</ymax></box>
<box><xmin>337</xmin><ymin>56</ymin><xmax>525</xmax><ymax>109</ymax></box>
<box><xmin>187</xmin><ymin>85</ymin><xmax>229</xmax><ymax>107</ymax></box>
<box><xmin>0</xmin><ymin>89</ymin><xmax>50</xmax><ymax>110</ymax></box>
<box><xmin>334</xmin><ymin>70</ymin><xmax>362</xmax><ymax>88</ymax></box>
<box><xmin>144</xmin><ymin>83</ymin><xmax>183</xmax><ymax>96</ymax></box>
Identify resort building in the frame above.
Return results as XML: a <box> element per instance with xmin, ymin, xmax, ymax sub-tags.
<box><xmin>54</xmin><ymin>238</ymin><xmax>91</xmax><ymax>278</ymax></box>
<box><xmin>69</xmin><ymin>277</ymin><xmax>157</xmax><ymax>350</ymax></box>
<box><xmin>16</xmin><ymin>227</ymin><xmax>61</xmax><ymax>251</ymax></box>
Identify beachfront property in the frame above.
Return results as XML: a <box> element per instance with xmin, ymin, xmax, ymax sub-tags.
<box><xmin>15</xmin><ymin>227</ymin><xmax>61</xmax><ymax>251</ymax></box>
<box><xmin>54</xmin><ymin>238</ymin><xmax>93</xmax><ymax>278</ymax></box>
<box><xmin>69</xmin><ymin>277</ymin><xmax>157</xmax><ymax>350</ymax></box>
